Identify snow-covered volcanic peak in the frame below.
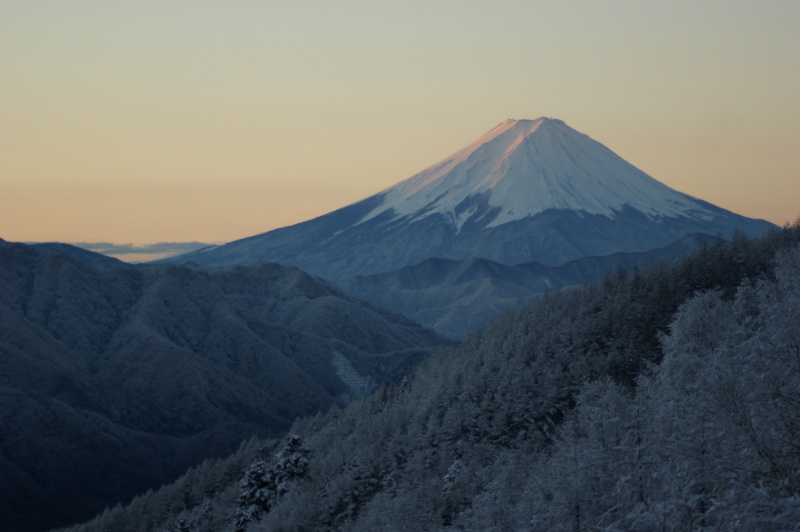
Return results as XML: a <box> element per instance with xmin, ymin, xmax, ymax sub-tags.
<box><xmin>360</xmin><ymin>118</ymin><xmax>714</xmax><ymax>230</ymax></box>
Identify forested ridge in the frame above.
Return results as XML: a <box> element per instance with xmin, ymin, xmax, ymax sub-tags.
<box><xmin>61</xmin><ymin>223</ymin><xmax>800</xmax><ymax>531</ymax></box>
<box><xmin>0</xmin><ymin>243</ymin><xmax>444</xmax><ymax>532</ymax></box>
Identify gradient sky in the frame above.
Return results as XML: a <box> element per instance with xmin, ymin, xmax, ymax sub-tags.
<box><xmin>2</xmin><ymin>1</ymin><xmax>798</xmax><ymax>247</ymax></box>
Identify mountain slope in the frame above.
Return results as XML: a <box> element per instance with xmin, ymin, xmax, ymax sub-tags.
<box><xmin>334</xmin><ymin>233</ymin><xmax>722</xmax><ymax>338</ymax></box>
<box><xmin>166</xmin><ymin>118</ymin><xmax>775</xmax><ymax>279</ymax></box>
<box><xmin>358</xmin><ymin>118</ymin><xmax>714</xmax><ymax>227</ymax></box>
<box><xmin>0</xmin><ymin>242</ymin><xmax>445</xmax><ymax>532</ymax></box>
<box><xmin>29</xmin><ymin>242</ymin><xmax>134</xmax><ymax>270</ymax></box>
<box><xmin>64</xmin><ymin>223</ymin><xmax>800</xmax><ymax>532</ymax></box>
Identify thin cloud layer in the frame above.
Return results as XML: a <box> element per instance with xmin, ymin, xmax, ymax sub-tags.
<box><xmin>71</xmin><ymin>242</ymin><xmax>214</xmax><ymax>261</ymax></box>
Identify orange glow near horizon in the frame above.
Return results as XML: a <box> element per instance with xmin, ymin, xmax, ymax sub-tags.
<box><xmin>2</xmin><ymin>2</ymin><xmax>798</xmax><ymax>246</ymax></box>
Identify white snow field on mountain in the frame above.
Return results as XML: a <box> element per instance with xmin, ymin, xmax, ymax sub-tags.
<box><xmin>359</xmin><ymin>118</ymin><xmax>714</xmax><ymax>229</ymax></box>
<box><xmin>165</xmin><ymin>118</ymin><xmax>774</xmax><ymax>279</ymax></box>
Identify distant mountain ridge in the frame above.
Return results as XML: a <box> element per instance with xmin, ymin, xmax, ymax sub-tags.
<box><xmin>30</xmin><ymin>242</ymin><xmax>134</xmax><ymax>270</ymax></box>
<box><xmin>334</xmin><ymin>233</ymin><xmax>722</xmax><ymax>338</ymax></box>
<box><xmin>0</xmin><ymin>241</ymin><xmax>445</xmax><ymax>532</ymax></box>
<box><xmin>165</xmin><ymin>118</ymin><xmax>775</xmax><ymax>278</ymax></box>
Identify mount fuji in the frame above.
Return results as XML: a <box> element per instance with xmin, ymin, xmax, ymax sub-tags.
<box><xmin>167</xmin><ymin>118</ymin><xmax>775</xmax><ymax>278</ymax></box>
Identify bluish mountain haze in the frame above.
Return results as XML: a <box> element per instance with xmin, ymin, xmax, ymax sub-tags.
<box><xmin>335</xmin><ymin>233</ymin><xmax>721</xmax><ymax>338</ymax></box>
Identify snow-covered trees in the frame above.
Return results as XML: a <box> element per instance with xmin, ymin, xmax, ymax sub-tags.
<box><xmin>59</xmin><ymin>223</ymin><xmax>800</xmax><ymax>532</ymax></box>
<box><xmin>505</xmin><ymin>245</ymin><xmax>800</xmax><ymax>531</ymax></box>
<box><xmin>234</xmin><ymin>435</ymin><xmax>310</xmax><ymax>530</ymax></box>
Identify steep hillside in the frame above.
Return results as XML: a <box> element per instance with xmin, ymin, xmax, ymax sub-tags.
<box><xmin>0</xmin><ymin>242</ymin><xmax>445</xmax><ymax>532</ymax></box>
<box><xmin>64</xmin><ymin>223</ymin><xmax>800</xmax><ymax>531</ymax></box>
<box><xmin>165</xmin><ymin>119</ymin><xmax>774</xmax><ymax>278</ymax></box>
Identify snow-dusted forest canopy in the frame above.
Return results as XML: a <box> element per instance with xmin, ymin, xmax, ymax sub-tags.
<box><xmin>61</xmin><ymin>223</ymin><xmax>800</xmax><ymax>532</ymax></box>
<box><xmin>0</xmin><ymin>245</ymin><xmax>445</xmax><ymax>532</ymax></box>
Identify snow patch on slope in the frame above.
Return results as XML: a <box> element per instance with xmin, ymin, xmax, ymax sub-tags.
<box><xmin>332</xmin><ymin>351</ymin><xmax>375</xmax><ymax>399</ymax></box>
<box><xmin>359</xmin><ymin>118</ymin><xmax>715</xmax><ymax>230</ymax></box>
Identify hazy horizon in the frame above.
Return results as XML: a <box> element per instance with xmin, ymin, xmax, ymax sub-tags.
<box><xmin>3</xmin><ymin>1</ymin><xmax>798</xmax><ymax>245</ymax></box>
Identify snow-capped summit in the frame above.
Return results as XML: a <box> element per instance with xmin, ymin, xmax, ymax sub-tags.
<box><xmin>165</xmin><ymin>119</ymin><xmax>775</xmax><ymax>279</ymax></box>
<box><xmin>360</xmin><ymin>117</ymin><xmax>713</xmax><ymax>230</ymax></box>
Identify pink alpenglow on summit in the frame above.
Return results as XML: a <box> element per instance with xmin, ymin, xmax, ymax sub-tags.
<box><xmin>165</xmin><ymin>119</ymin><xmax>775</xmax><ymax>279</ymax></box>
<box><xmin>360</xmin><ymin>118</ymin><xmax>713</xmax><ymax>230</ymax></box>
